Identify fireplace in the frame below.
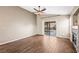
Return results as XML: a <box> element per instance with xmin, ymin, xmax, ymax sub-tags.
<box><xmin>72</xmin><ymin>26</ymin><xmax>78</xmax><ymax>46</ymax></box>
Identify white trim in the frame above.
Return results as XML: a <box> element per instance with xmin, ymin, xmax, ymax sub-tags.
<box><xmin>0</xmin><ymin>34</ymin><xmax>36</xmax><ymax>45</ymax></box>
<box><xmin>0</xmin><ymin>38</ymin><xmax>21</xmax><ymax>45</ymax></box>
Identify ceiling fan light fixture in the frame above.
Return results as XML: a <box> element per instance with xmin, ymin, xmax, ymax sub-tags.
<box><xmin>34</xmin><ymin>12</ymin><xmax>43</xmax><ymax>15</ymax></box>
<box><xmin>33</xmin><ymin>6</ymin><xmax>46</xmax><ymax>15</ymax></box>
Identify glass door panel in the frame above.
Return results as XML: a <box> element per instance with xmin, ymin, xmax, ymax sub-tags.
<box><xmin>44</xmin><ymin>21</ymin><xmax>56</xmax><ymax>36</ymax></box>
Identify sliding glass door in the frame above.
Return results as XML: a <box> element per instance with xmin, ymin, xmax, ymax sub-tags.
<box><xmin>44</xmin><ymin>21</ymin><xmax>56</xmax><ymax>36</ymax></box>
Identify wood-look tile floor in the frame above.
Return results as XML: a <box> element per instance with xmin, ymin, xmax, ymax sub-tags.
<box><xmin>0</xmin><ymin>35</ymin><xmax>77</xmax><ymax>53</ymax></box>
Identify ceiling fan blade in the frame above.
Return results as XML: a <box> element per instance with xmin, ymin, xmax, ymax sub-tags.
<box><xmin>41</xmin><ymin>8</ymin><xmax>46</xmax><ymax>11</ymax></box>
<box><xmin>34</xmin><ymin>8</ymin><xmax>39</xmax><ymax>12</ymax></box>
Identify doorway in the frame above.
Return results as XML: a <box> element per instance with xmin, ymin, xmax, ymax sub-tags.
<box><xmin>44</xmin><ymin>21</ymin><xmax>56</xmax><ymax>36</ymax></box>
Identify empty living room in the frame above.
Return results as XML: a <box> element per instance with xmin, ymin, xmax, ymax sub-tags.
<box><xmin>0</xmin><ymin>6</ymin><xmax>79</xmax><ymax>53</ymax></box>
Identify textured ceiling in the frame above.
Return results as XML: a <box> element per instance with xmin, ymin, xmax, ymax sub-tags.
<box><xmin>20</xmin><ymin>6</ymin><xmax>74</xmax><ymax>15</ymax></box>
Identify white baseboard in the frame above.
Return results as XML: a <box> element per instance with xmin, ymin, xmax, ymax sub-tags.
<box><xmin>0</xmin><ymin>38</ymin><xmax>21</xmax><ymax>45</ymax></box>
<box><xmin>0</xmin><ymin>34</ymin><xmax>37</xmax><ymax>45</ymax></box>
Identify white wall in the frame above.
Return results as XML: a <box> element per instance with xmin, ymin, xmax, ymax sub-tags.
<box><xmin>37</xmin><ymin>15</ymin><xmax>70</xmax><ymax>38</ymax></box>
<box><xmin>0</xmin><ymin>7</ymin><xmax>36</xmax><ymax>45</ymax></box>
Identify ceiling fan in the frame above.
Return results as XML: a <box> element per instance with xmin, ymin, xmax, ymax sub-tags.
<box><xmin>33</xmin><ymin>6</ymin><xmax>46</xmax><ymax>15</ymax></box>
